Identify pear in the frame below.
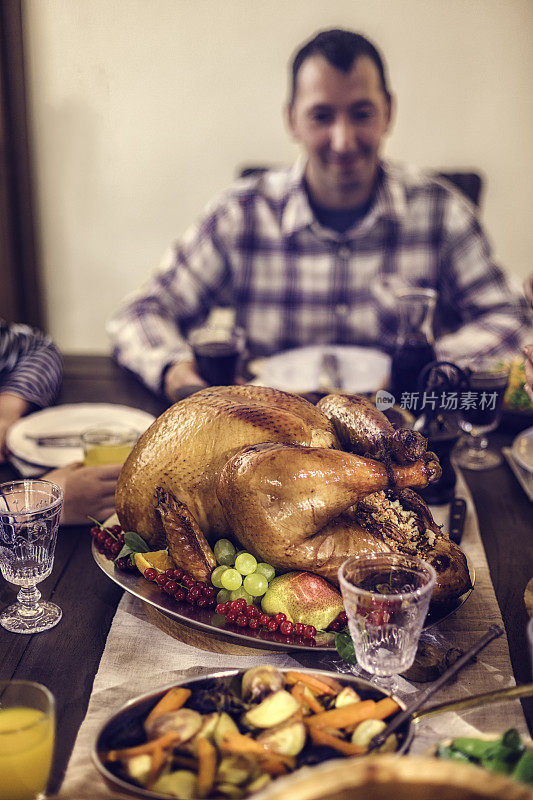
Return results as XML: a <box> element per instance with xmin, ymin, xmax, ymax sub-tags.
<box><xmin>261</xmin><ymin>571</ymin><xmax>344</xmax><ymax>630</ymax></box>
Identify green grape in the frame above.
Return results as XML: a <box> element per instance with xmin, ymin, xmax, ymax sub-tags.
<box><xmin>216</xmin><ymin>588</ymin><xmax>231</xmax><ymax>603</ymax></box>
<box><xmin>243</xmin><ymin>572</ymin><xmax>268</xmax><ymax>597</ymax></box>
<box><xmin>234</xmin><ymin>552</ymin><xmax>257</xmax><ymax>576</ymax></box>
<box><xmin>213</xmin><ymin>538</ymin><xmax>236</xmax><ymax>566</ymax></box>
<box><xmin>211</xmin><ymin>565</ymin><xmax>228</xmax><ymax>588</ymax></box>
<box><xmin>229</xmin><ymin>587</ymin><xmax>254</xmax><ymax>604</ymax></box>
<box><xmin>255</xmin><ymin>562</ymin><xmax>275</xmax><ymax>582</ymax></box>
<box><xmin>220</xmin><ymin>568</ymin><xmax>242</xmax><ymax>591</ymax></box>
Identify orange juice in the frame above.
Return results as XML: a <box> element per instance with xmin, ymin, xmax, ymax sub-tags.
<box><xmin>83</xmin><ymin>443</ymin><xmax>133</xmax><ymax>466</ymax></box>
<box><xmin>0</xmin><ymin>706</ymin><xmax>54</xmax><ymax>800</ymax></box>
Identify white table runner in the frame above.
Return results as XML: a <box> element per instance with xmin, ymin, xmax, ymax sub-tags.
<box><xmin>56</xmin><ymin>471</ymin><xmax>528</xmax><ymax>798</ymax></box>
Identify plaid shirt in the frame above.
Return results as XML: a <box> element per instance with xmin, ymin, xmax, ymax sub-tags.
<box><xmin>0</xmin><ymin>321</ymin><xmax>63</xmax><ymax>407</ymax></box>
<box><xmin>108</xmin><ymin>160</ymin><xmax>532</xmax><ymax>394</ymax></box>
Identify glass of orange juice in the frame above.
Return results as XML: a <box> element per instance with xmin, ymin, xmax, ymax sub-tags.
<box><xmin>0</xmin><ymin>680</ymin><xmax>55</xmax><ymax>800</ymax></box>
<box><xmin>81</xmin><ymin>425</ymin><xmax>139</xmax><ymax>466</ymax></box>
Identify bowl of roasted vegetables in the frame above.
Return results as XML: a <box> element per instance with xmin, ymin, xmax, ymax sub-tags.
<box><xmin>92</xmin><ymin>666</ymin><xmax>410</xmax><ymax>799</ymax></box>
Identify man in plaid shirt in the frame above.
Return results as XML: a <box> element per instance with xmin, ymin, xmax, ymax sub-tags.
<box><xmin>108</xmin><ymin>29</ymin><xmax>531</xmax><ymax>402</ymax></box>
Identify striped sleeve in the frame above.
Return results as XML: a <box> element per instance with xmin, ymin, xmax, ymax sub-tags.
<box><xmin>0</xmin><ymin>322</ymin><xmax>63</xmax><ymax>407</ymax></box>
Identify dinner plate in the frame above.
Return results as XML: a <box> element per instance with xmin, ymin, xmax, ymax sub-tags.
<box><xmin>92</xmin><ymin>543</ymin><xmax>475</xmax><ymax>651</ymax></box>
<box><xmin>512</xmin><ymin>425</ymin><xmax>533</xmax><ymax>473</ymax></box>
<box><xmin>248</xmin><ymin>345</ymin><xmax>391</xmax><ymax>394</ymax></box>
<box><xmin>6</xmin><ymin>404</ymin><xmax>155</xmax><ymax>469</ymax></box>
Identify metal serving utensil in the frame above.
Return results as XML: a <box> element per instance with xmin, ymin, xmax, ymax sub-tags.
<box><xmin>367</xmin><ymin>624</ymin><xmax>504</xmax><ymax>751</ymax></box>
<box><xmin>413</xmin><ymin>682</ymin><xmax>533</xmax><ymax>719</ymax></box>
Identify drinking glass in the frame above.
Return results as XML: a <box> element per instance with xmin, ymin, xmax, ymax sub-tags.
<box><xmin>81</xmin><ymin>425</ymin><xmax>139</xmax><ymax>466</ymax></box>
<box><xmin>454</xmin><ymin>359</ymin><xmax>510</xmax><ymax>470</ymax></box>
<box><xmin>338</xmin><ymin>553</ymin><xmax>436</xmax><ymax>692</ymax></box>
<box><xmin>188</xmin><ymin>324</ymin><xmax>246</xmax><ymax>385</ymax></box>
<box><xmin>0</xmin><ymin>680</ymin><xmax>55</xmax><ymax>800</ymax></box>
<box><xmin>0</xmin><ymin>480</ymin><xmax>63</xmax><ymax>633</ymax></box>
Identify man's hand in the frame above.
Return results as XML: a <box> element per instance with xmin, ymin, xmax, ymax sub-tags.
<box><xmin>164</xmin><ymin>360</ymin><xmax>207</xmax><ymax>403</ymax></box>
<box><xmin>0</xmin><ymin>393</ymin><xmax>30</xmax><ymax>463</ymax></box>
<box><xmin>44</xmin><ymin>463</ymin><xmax>121</xmax><ymax>526</ymax></box>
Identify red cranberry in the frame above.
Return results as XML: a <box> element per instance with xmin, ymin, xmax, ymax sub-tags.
<box><xmin>144</xmin><ymin>568</ymin><xmax>158</xmax><ymax>581</ymax></box>
<box><xmin>164</xmin><ymin>580</ymin><xmax>178</xmax><ymax>594</ymax></box>
<box><xmin>225</xmin><ymin>612</ymin><xmax>237</xmax><ymax>623</ymax></box>
<box><xmin>216</xmin><ymin>603</ymin><xmax>228</xmax><ymax>615</ymax></box>
<box><xmin>96</xmin><ymin>530</ymin><xmax>107</xmax><ymax>543</ymax></box>
<box><xmin>259</xmin><ymin>613</ymin><xmax>270</xmax><ymax>626</ymax></box>
<box><xmin>248</xmin><ymin>617</ymin><xmax>260</xmax><ymax>630</ymax></box>
<box><xmin>294</xmin><ymin>623</ymin><xmax>305</xmax><ymax>635</ymax></box>
<box><xmin>236</xmin><ymin>614</ymin><xmax>248</xmax><ymax>627</ymax></box>
<box><xmin>164</xmin><ymin>569</ymin><xmax>176</xmax><ymax>579</ymax></box>
<box><xmin>173</xmin><ymin>588</ymin><xmax>186</xmax><ymax>601</ymax></box>
<box><xmin>197</xmin><ymin>597</ymin><xmax>208</xmax><ymax>608</ymax></box>
<box><xmin>274</xmin><ymin>613</ymin><xmax>287</xmax><ymax>624</ymax></box>
<box><xmin>172</xmin><ymin>568</ymin><xmax>184</xmax><ymax>580</ymax></box>
<box><xmin>245</xmin><ymin>605</ymin><xmax>259</xmax><ymax>618</ymax></box>
<box><xmin>279</xmin><ymin>620</ymin><xmax>294</xmax><ymax>635</ymax></box>
<box><xmin>156</xmin><ymin>574</ymin><xmax>168</xmax><ymax>587</ymax></box>
<box><xmin>267</xmin><ymin>619</ymin><xmax>278</xmax><ymax>632</ymax></box>
<box><xmin>303</xmin><ymin>625</ymin><xmax>316</xmax><ymax>639</ymax></box>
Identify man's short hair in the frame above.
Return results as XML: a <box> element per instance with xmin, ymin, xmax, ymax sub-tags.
<box><xmin>289</xmin><ymin>28</ymin><xmax>391</xmax><ymax>106</ymax></box>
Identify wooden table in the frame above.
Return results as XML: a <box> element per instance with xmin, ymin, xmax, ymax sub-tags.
<box><xmin>0</xmin><ymin>355</ymin><xmax>532</xmax><ymax>793</ymax></box>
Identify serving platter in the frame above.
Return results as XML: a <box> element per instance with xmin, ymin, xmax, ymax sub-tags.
<box><xmin>92</xmin><ymin>544</ymin><xmax>475</xmax><ymax>652</ymax></box>
<box><xmin>92</xmin><ymin>667</ymin><xmax>413</xmax><ymax>800</ymax></box>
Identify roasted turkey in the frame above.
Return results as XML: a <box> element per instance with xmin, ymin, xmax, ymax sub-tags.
<box><xmin>116</xmin><ymin>386</ymin><xmax>471</xmax><ymax>604</ymax></box>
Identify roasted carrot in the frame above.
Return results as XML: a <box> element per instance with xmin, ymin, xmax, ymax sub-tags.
<box><xmin>197</xmin><ymin>737</ymin><xmax>217</xmax><ymax>798</ymax></box>
<box><xmin>144</xmin><ymin>687</ymin><xmax>191</xmax><ymax>727</ymax></box>
<box><xmin>146</xmin><ymin>746</ymin><xmax>167</xmax><ymax>788</ymax></box>
<box><xmin>373</xmin><ymin>697</ymin><xmax>401</xmax><ymax>719</ymax></box>
<box><xmin>304</xmin><ymin>699</ymin><xmax>377</xmax><ymax>730</ymax></box>
<box><xmin>308</xmin><ymin>727</ymin><xmax>368</xmax><ymax>756</ymax></box>
<box><xmin>221</xmin><ymin>732</ymin><xmax>296</xmax><ymax>769</ymax></box>
<box><xmin>103</xmin><ymin>730</ymin><xmax>182</xmax><ymax>761</ymax></box>
<box><xmin>260</xmin><ymin>759</ymin><xmax>289</xmax><ymax>776</ymax></box>
<box><xmin>290</xmin><ymin>682</ymin><xmax>325</xmax><ymax>714</ymax></box>
<box><xmin>285</xmin><ymin>671</ymin><xmax>340</xmax><ymax>696</ymax></box>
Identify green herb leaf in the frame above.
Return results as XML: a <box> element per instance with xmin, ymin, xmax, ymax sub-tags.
<box><xmin>123</xmin><ymin>532</ymin><xmax>150</xmax><ymax>553</ymax></box>
<box><xmin>334</xmin><ymin>631</ymin><xmax>358</xmax><ymax>665</ymax></box>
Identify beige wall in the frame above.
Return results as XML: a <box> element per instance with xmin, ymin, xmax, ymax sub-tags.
<box><xmin>23</xmin><ymin>0</ymin><xmax>533</xmax><ymax>353</ymax></box>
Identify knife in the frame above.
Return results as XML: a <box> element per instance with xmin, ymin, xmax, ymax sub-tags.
<box><xmin>448</xmin><ymin>496</ymin><xmax>467</xmax><ymax>544</ymax></box>
<box><xmin>24</xmin><ymin>434</ymin><xmax>83</xmax><ymax>447</ymax></box>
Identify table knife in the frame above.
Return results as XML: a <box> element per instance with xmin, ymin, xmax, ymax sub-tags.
<box><xmin>448</xmin><ymin>496</ymin><xmax>467</xmax><ymax>544</ymax></box>
<box><xmin>24</xmin><ymin>433</ymin><xmax>83</xmax><ymax>447</ymax></box>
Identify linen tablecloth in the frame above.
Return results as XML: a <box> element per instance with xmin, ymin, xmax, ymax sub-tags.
<box><xmin>56</xmin><ymin>471</ymin><xmax>528</xmax><ymax>798</ymax></box>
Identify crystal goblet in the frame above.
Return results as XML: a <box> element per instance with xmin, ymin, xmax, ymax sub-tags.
<box><xmin>0</xmin><ymin>480</ymin><xmax>63</xmax><ymax>633</ymax></box>
<box><xmin>338</xmin><ymin>553</ymin><xmax>436</xmax><ymax>693</ymax></box>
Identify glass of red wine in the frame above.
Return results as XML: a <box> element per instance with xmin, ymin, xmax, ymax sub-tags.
<box><xmin>189</xmin><ymin>324</ymin><xmax>246</xmax><ymax>386</ymax></box>
<box><xmin>454</xmin><ymin>359</ymin><xmax>510</xmax><ymax>471</ymax></box>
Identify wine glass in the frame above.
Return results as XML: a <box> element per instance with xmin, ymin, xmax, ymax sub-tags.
<box><xmin>338</xmin><ymin>553</ymin><xmax>436</xmax><ymax>693</ymax></box>
<box><xmin>0</xmin><ymin>480</ymin><xmax>63</xmax><ymax>634</ymax></box>
<box><xmin>453</xmin><ymin>359</ymin><xmax>510</xmax><ymax>470</ymax></box>
<box><xmin>0</xmin><ymin>680</ymin><xmax>55</xmax><ymax>800</ymax></box>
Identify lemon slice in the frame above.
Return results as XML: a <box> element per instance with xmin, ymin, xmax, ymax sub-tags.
<box><xmin>134</xmin><ymin>549</ymin><xmax>174</xmax><ymax>575</ymax></box>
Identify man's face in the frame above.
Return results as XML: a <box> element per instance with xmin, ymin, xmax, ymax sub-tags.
<box><xmin>288</xmin><ymin>55</ymin><xmax>392</xmax><ymax>209</ymax></box>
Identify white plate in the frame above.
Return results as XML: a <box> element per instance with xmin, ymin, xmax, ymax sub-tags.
<box><xmin>6</xmin><ymin>403</ymin><xmax>155</xmax><ymax>469</ymax></box>
<box><xmin>512</xmin><ymin>425</ymin><xmax>533</xmax><ymax>473</ymax></box>
<box><xmin>249</xmin><ymin>345</ymin><xmax>391</xmax><ymax>394</ymax></box>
